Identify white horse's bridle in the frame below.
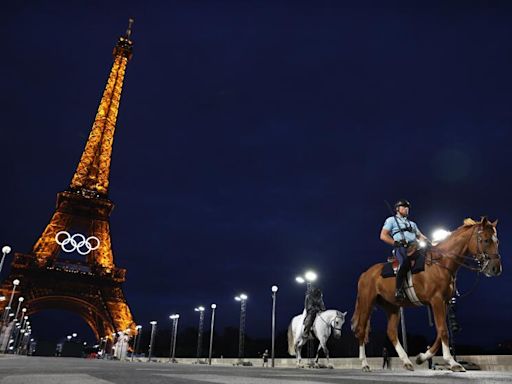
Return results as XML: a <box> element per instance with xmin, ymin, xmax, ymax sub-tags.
<box><xmin>317</xmin><ymin>312</ymin><xmax>344</xmax><ymax>332</ymax></box>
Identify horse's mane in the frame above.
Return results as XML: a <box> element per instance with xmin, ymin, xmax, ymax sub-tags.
<box><xmin>463</xmin><ymin>218</ymin><xmax>478</xmax><ymax>226</ymax></box>
<box><xmin>432</xmin><ymin>218</ymin><xmax>481</xmax><ymax>247</ymax></box>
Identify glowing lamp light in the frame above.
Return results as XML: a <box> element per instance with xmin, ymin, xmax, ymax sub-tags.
<box><xmin>2</xmin><ymin>246</ymin><xmax>11</xmax><ymax>254</ymax></box>
<box><xmin>432</xmin><ymin>229</ymin><xmax>451</xmax><ymax>243</ymax></box>
<box><xmin>304</xmin><ymin>271</ymin><xmax>317</xmax><ymax>282</ymax></box>
<box><xmin>295</xmin><ymin>276</ymin><xmax>305</xmax><ymax>284</ymax></box>
<box><xmin>271</xmin><ymin>285</ymin><xmax>278</xmax><ymax>293</ymax></box>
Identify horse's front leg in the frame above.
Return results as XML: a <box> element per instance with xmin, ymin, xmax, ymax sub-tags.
<box><xmin>430</xmin><ymin>299</ymin><xmax>465</xmax><ymax>372</ymax></box>
<box><xmin>385</xmin><ymin>305</ymin><xmax>414</xmax><ymax>371</ymax></box>
<box><xmin>416</xmin><ymin>336</ymin><xmax>441</xmax><ymax>366</ymax></box>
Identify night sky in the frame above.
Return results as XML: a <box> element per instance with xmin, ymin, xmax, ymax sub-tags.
<box><xmin>2</xmin><ymin>1</ymin><xmax>512</xmax><ymax>350</ymax></box>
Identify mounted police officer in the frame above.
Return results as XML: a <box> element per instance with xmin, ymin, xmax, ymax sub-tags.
<box><xmin>380</xmin><ymin>199</ymin><xmax>428</xmax><ymax>301</ymax></box>
<box><xmin>303</xmin><ymin>287</ymin><xmax>326</xmax><ymax>338</ymax></box>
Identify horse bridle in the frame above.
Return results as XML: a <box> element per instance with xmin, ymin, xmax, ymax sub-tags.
<box><xmin>317</xmin><ymin>312</ymin><xmax>344</xmax><ymax>332</ymax></box>
<box><xmin>471</xmin><ymin>224</ymin><xmax>501</xmax><ymax>273</ymax></box>
<box><xmin>430</xmin><ymin>224</ymin><xmax>500</xmax><ymax>274</ymax></box>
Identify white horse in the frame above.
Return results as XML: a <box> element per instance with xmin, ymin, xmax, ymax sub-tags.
<box><xmin>287</xmin><ymin>309</ymin><xmax>347</xmax><ymax>367</ymax></box>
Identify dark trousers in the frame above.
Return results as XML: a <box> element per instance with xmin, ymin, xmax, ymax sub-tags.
<box><xmin>395</xmin><ymin>246</ymin><xmax>411</xmax><ymax>292</ymax></box>
<box><xmin>303</xmin><ymin>311</ymin><xmax>317</xmax><ymax>335</ymax></box>
<box><xmin>383</xmin><ymin>357</ymin><xmax>390</xmax><ymax>369</ymax></box>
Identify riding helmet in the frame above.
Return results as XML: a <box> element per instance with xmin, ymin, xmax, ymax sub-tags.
<box><xmin>394</xmin><ymin>199</ymin><xmax>411</xmax><ymax>209</ymax></box>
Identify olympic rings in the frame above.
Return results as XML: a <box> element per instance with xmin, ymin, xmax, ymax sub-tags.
<box><xmin>55</xmin><ymin>231</ymin><xmax>100</xmax><ymax>255</ymax></box>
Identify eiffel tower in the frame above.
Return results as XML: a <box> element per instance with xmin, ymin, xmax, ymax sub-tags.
<box><xmin>0</xmin><ymin>20</ymin><xmax>137</xmax><ymax>341</ymax></box>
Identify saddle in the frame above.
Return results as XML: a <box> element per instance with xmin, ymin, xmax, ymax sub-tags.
<box><xmin>381</xmin><ymin>246</ymin><xmax>426</xmax><ymax>278</ymax></box>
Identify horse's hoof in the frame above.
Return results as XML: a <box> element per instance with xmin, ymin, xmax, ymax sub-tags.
<box><xmin>404</xmin><ymin>362</ymin><xmax>415</xmax><ymax>371</ymax></box>
<box><xmin>362</xmin><ymin>365</ymin><xmax>371</xmax><ymax>372</ymax></box>
<box><xmin>415</xmin><ymin>354</ymin><xmax>425</xmax><ymax>365</ymax></box>
<box><xmin>450</xmin><ymin>363</ymin><xmax>466</xmax><ymax>372</ymax></box>
<box><xmin>328</xmin><ymin>364</ymin><xmax>334</xmax><ymax>369</ymax></box>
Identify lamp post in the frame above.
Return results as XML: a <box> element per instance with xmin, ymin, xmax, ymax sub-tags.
<box><xmin>2</xmin><ymin>279</ymin><xmax>20</xmax><ymax>323</ymax></box>
<box><xmin>295</xmin><ymin>270</ymin><xmax>317</xmax><ymax>293</ymax></box>
<box><xmin>13</xmin><ymin>297</ymin><xmax>24</xmax><ymax>322</ymax></box>
<box><xmin>295</xmin><ymin>271</ymin><xmax>317</xmax><ymax>365</ymax></box>
<box><xmin>271</xmin><ymin>285</ymin><xmax>278</xmax><ymax>368</ymax></box>
<box><xmin>208</xmin><ymin>304</ymin><xmax>216</xmax><ymax>365</ymax></box>
<box><xmin>169</xmin><ymin>314</ymin><xmax>179</xmax><ymax>363</ymax></box>
<box><xmin>0</xmin><ymin>245</ymin><xmax>11</xmax><ymax>275</ymax></box>
<box><xmin>234</xmin><ymin>294</ymin><xmax>248</xmax><ymax>363</ymax></box>
<box><xmin>194</xmin><ymin>306</ymin><xmax>205</xmax><ymax>363</ymax></box>
<box><xmin>131</xmin><ymin>325</ymin><xmax>142</xmax><ymax>362</ymax></box>
<box><xmin>148</xmin><ymin>321</ymin><xmax>157</xmax><ymax>362</ymax></box>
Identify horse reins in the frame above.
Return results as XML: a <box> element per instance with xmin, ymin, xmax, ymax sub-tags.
<box><xmin>426</xmin><ymin>224</ymin><xmax>500</xmax><ymax>298</ymax></box>
<box><xmin>317</xmin><ymin>312</ymin><xmax>344</xmax><ymax>332</ymax></box>
<box><xmin>427</xmin><ymin>224</ymin><xmax>499</xmax><ymax>274</ymax></box>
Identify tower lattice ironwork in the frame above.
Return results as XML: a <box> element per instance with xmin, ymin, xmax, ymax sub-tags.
<box><xmin>0</xmin><ymin>20</ymin><xmax>137</xmax><ymax>342</ymax></box>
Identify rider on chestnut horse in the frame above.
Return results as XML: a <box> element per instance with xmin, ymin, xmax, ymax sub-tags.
<box><xmin>380</xmin><ymin>199</ymin><xmax>428</xmax><ymax>301</ymax></box>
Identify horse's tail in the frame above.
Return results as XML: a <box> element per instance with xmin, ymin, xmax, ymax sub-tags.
<box><xmin>351</xmin><ymin>278</ymin><xmax>362</xmax><ymax>334</ymax></box>
<box><xmin>351</xmin><ymin>272</ymin><xmax>371</xmax><ymax>344</ymax></box>
<box><xmin>287</xmin><ymin>320</ymin><xmax>296</xmax><ymax>356</ymax></box>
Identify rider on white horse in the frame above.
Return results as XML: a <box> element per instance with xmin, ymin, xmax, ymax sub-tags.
<box><xmin>303</xmin><ymin>287</ymin><xmax>326</xmax><ymax>338</ymax></box>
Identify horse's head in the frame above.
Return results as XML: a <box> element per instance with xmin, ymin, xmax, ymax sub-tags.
<box><xmin>332</xmin><ymin>311</ymin><xmax>347</xmax><ymax>339</ymax></box>
<box><xmin>467</xmin><ymin>217</ymin><xmax>502</xmax><ymax>277</ymax></box>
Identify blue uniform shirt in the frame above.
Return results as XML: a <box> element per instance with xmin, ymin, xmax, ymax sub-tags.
<box><xmin>383</xmin><ymin>215</ymin><xmax>419</xmax><ymax>244</ymax></box>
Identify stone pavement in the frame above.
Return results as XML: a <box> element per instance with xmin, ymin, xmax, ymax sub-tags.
<box><xmin>1</xmin><ymin>355</ymin><xmax>511</xmax><ymax>384</ymax></box>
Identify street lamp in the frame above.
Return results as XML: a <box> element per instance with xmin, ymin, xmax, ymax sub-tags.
<box><xmin>131</xmin><ymin>325</ymin><xmax>142</xmax><ymax>362</ymax></box>
<box><xmin>2</xmin><ymin>279</ymin><xmax>20</xmax><ymax>323</ymax></box>
<box><xmin>295</xmin><ymin>270</ymin><xmax>317</xmax><ymax>365</ymax></box>
<box><xmin>13</xmin><ymin>297</ymin><xmax>24</xmax><ymax>321</ymax></box>
<box><xmin>295</xmin><ymin>270</ymin><xmax>317</xmax><ymax>293</ymax></box>
<box><xmin>148</xmin><ymin>321</ymin><xmax>157</xmax><ymax>362</ymax></box>
<box><xmin>194</xmin><ymin>306</ymin><xmax>205</xmax><ymax>363</ymax></box>
<box><xmin>234</xmin><ymin>294</ymin><xmax>248</xmax><ymax>363</ymax></box>
<box><xmin>72</xmin><ymin>333</ymin><xmax>77</xmax><ymax>338</ymax></box>
<box><xmin>208</xmin><ymin>304</ymin><xmax>216</xmax><ymax>365</ymax></box>
<box><xmin>432</xmin><ymin>228</ymin><xmax>451</xmax><ymax>244</ymax></box>
<box><xmin>169</xmin><ymin>314</ymin><xmax>179</xmax><ymax>363</ymax></box>
<box><xmin>0</xmin><ymin>245</ymin><xmax>11</xmax><ymax>275</ymax></box>
<box><xmin>271</xmin><ymin>285</ymin><xmax>278</xmax><ymax>368</ymax></box>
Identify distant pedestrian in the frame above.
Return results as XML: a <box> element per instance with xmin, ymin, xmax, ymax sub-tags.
<box><xmin>262</xmin><ymin>349</ymin><xmax>269</xmax><ymax>367</ymax></box>
<box><xmin>382</xmin><ymin>347</ymin><xmax>390</xmax><ymax>369</ymax></box>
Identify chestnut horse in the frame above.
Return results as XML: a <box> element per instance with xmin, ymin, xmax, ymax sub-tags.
<box><xmin>351</xmin><ymin>218</ymin><xmax>502</xmax><ymax>372</ymax></box>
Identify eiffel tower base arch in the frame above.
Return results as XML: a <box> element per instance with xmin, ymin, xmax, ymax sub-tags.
<box><xmin>0</xmin><ymin>253</ymin><xmax>135</xmax><ymax>342</ymax></box>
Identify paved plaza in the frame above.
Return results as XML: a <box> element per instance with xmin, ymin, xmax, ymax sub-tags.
<box><xmin>1</xmin><ymin>355</ymin><xmax>511</xmax><ymax>384</ymax></box>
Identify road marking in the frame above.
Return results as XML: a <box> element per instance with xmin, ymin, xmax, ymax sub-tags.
<box><xmin>0</xmin><ymin>374</ymin><xmax>115</xmax><ymax>384</ymax></box>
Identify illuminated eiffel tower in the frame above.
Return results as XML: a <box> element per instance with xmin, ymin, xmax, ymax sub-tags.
<box><xmin>0</xmin><ymin>20</ymin><xmax>137</xmax><ymax>341</ymax></box>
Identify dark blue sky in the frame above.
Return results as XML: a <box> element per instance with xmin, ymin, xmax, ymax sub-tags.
<box><xmin>2</xmin><ymin>1</ymin><xmax>511</xmax><ymax>348</ymax></box>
